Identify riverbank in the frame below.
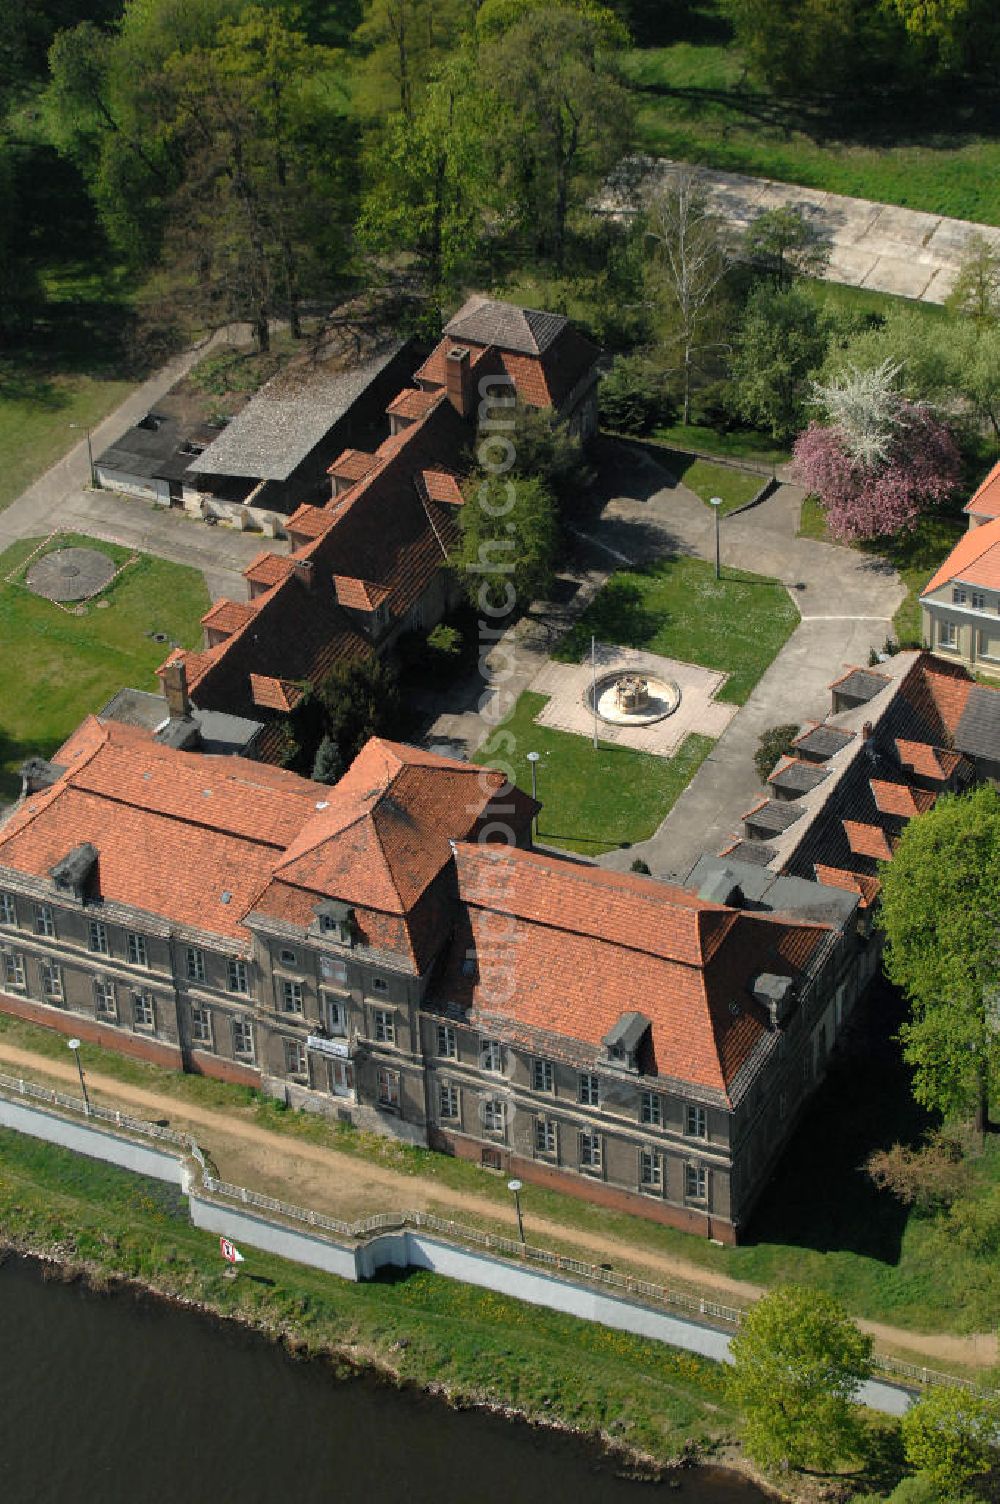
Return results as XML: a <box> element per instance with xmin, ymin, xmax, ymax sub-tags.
<box><xmin>0</xmin><ymin>1127</ymin><xmax>858</xmax><ymax>1500</ymax></box>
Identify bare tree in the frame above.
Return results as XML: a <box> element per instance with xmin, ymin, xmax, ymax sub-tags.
<box><xmin>645</xmin><ymin>169</ymin><xmax>730</xmax><ymax>425</ymax></box>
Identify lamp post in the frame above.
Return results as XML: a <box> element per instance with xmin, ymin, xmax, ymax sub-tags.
<box><xmin>526</xmin><ymin>751</ymin><xmax>540</xmax><ymax>841</ymax></box>
<box><xmin>710</xmin><ymin>496</ymin><xmax>723</xmax><ymax>580</ymax></box>
<box><xmin>69</xmin><ymin>423</ymin><xmax>97</xmax><ymax>488</ymax></box>
<box><xmin>67</xmin><ymin>1037</ymin><xmax>91</xmax><ymax>1117</ymax></box>
<box><xmin>507</xmin><ymin>1177</ymin><xmax>525</xmax><ymax>1245</ymax></box>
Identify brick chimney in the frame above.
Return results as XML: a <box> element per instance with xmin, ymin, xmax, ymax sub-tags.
<box><xmin>160</xmin><ymin>658</ymin><xmax>191</xmax><ymax>720</ymax></box>
<box><xmin>293</xmin><ymin>558</ymin><xmax>314</xmax><ymax>590</ymax></box>
<box><xmin>445</xmin><ymin>346</ymin><xmax>472</xmax><ymax>417</ymax></box>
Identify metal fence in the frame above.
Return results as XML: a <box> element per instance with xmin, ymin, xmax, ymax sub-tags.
<box><xmin>0</xmin><ymin>1071</ymin><xmax>987</xmax><ymax>1397</ymax></box>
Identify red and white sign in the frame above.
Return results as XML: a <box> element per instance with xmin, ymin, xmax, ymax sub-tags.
<box><xmin>219</xmin><ymin>1237</ymin><xmax>245</xmax><ymax>1264</ymax></box>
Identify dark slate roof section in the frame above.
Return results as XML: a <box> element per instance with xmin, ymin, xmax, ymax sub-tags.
<box><xmin>954</xmin><ymin>685</ymin><xmax>1000</xmax><ymax>762</ymax></box>
<box><xmin>769</xmin><ymin>759</ymin><xmax>830</xmax><ymax>796</ymax></box>
<box><xmin>98</xmin><ymin>687</ymin><xmax>263</xmax><ymax>756</ymax></box>
<box><xmin>96</xmin><ymin>411</ymin><xmax>216</xmax><ymax>484</ymax></box>
<box><xmin>744</xmin><ymin>799</ymin><xmax>803</xmax><ymax>835</ymax></box>
<box><xmin>719</xmin><ymin>839</ymin><xmax>776</xmax><ymax>867</ymax></box>
<box><xmin>793</xmin><ymin>724</ymin><xmax>855</xmax><ymax>760</ymax></box>
<box><xmin>190</xmin><ymin>341</ymin><xmax>407</xmax><ymax>482</ymax></box>
<box><xmin>832</xmin><ymin>668</ymin><xmax>891</xmax><ymax>702</ymax></box>
<box><xmin>685</xmin><ymin>855</ymin><xmax>857</xmax><ymax>928</ymax></box>
<box><xmin>444</xmin><ymin>295</ymin><xmax>568</xmax><ymax>355</ymax></box>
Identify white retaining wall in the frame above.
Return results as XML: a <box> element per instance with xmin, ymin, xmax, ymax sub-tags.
<box><xmin>0</xmin><ymin>1096</ymin><xmax>185</xmax><ymax>1186</ymax></box>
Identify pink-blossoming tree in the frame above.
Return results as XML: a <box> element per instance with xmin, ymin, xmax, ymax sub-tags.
<box><xmin>793</xmin><ymin>375</ymin><xmax>960</xmax><ymax>542</ymax></box>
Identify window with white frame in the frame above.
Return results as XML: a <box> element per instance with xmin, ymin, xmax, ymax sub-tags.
<box><xmin>191</xmin><ymin>1005</ymin><xmax>212</xmax><ymax>1046</ymax></box>
<box><xmin>480</xmin><ymin>1038</ymin><xmax>503</xmax><ymax>1073</ymax></box>
<box><xmin>939</xmin><ymin>620</ymin><xmax>958</xmax><ymax>649</ymax></box>
<box><xmin>953</xmin><ymin>587</ymin><xmax>967</xmax><ymax>604</ymax></box>
<box><xmin>578</xmin><ymin>1072</ymin><xmax>599</xmax><ymax>1107</ymax></box>
<box><xmin>232</xmin><ymin>1017</ymin><xmax>254</xmax><ymax>1060</ymax></box>
<box><xmin>579</xmin><ymin>1129</ymin><xmax>602</xmax><ymax>1172</ymax></box>
<box><xmin>126</xmin><ymin>931</ymin><xmax>148</xmax><ymax>968</ymax></box>
<box><xmin>972</xmin><ymin>591</ymin><xmax>986</xmax><ymax>610</ymax></box>
<box><xmin>437</xmin><ymin>1023</ymin><xmax>456</xmax><ymax>1058</ymax></box>
<box><xmin>40</xmin><ymin>960</ymin><xmax>62</xmax><ymax>1000</ymax></box>
<box><xmin>320</xmin><ymin>956</ymin><xmax>348</xmax><ymax>987</ymax></box>
<box><xmin>532</xmin><ymin>1058</ymin><xmax>554</xmax><ymax>1093</ymax></box>
<box><xmin>639</xmin><ymin>1147</ymin><xmax>662</xmax><ymax>1190</ymax></box>
<box><xmin>4</xmin><ymin>952</ymin><xmax>25</xmax><ymax>990</ymax></box>
<box><xmin>322</xmin><ymin>993</ymin><xmax>347</xmax><ymax>1035</ymax></box>
<box><xmin>281</xmin><ymin>979</ymin><xmax>304</xmax><ymax>1014</ymax></box>
<box><xmin>438</xmin><ymin>1082</ymin><xmax>459</xmax><ymax>1120</ymax></box>
<box><xmin>94</xmin><ymin>978</ymin><xmax>116</xmax><ymax>1020</ymax></box>
<box><xmin>977</xmin><ymin>627</ymin><xmax>1000</xmax><ymax>661</ymax></box>
<box><xmin>88</xmin><ymin>919</ymin><xmax>108</xmax><ymax>955</ymax></box>
<box><xmin>227</xmin><ymin>958</ymin><xmax>249</xmax><ymax>994</ymax></box>
<box><xmin>685</xmin><ymin>1164</ymin><xmax>708</xmax><ymax>1202</ymax></box>
<box><xmin>186</xmin><ymin>946</ymin><xmax>205</xmax><ymax>984</ymax></box>
<box><xmin>640</xmin><ymin>1090</ymin><xmax>662</xmax><ymax>1127</ymax></box>
<box><xmin>482</xmin><ymin>1097</ymin><xmax>506</xmax><ymax>1134</ymax></box>
<box><xmin>377</xmin><ymin>1066</ymin><xmax>400</xmax><ymax>1109</ymax></box>
<box><xmin>0</xmin><ymin>893</ymin><xmax>14</xmax><ymax>926</ymax></box>
<box><xmin>374</xmin><ymin>1008</ymin><xmax>395</xmax><ymax>1043</ymax></box>
<box><xmin>534</xmin><ymin>1118</ymin><xmax>557</xmax><ymax>1155</ymax></box>
<box><xmin>35</xmin><ymin>904</ymin><xmax>54</xmax><ymax>938</ymax></box>
<box><xmin>132</xmin><ymin>991</ymin><xmax>154</xmax><ymax>1030</ymax></box>
<box><xmin>685</xmin><ymin>1104</ymin><xmax>708</xmax><ymax>1139</ymax></box>
<box><xmin>279</xmin><ymin>947</ymin><xmax>298</xmax><ymax>967</ymax></box>
<box><xmin>283</xmin><ymin>1038</ymin><xmax>307</xmax><ymax>1076</ymax></box>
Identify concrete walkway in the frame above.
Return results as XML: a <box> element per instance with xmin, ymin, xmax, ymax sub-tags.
<box><xmin>603</xmin><ymin>158</ymin><xmax>1000</xmax><ymax>303</ymax></box>
<box><xmin>0</xmin><ymin>328</ymin><xmax>268</xmax><ymax>601</ymax></box>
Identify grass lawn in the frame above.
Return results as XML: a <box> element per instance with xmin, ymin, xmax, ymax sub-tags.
<box><xmin>0</xmin><ymin>372</ymin><xmax>135</xmax><ymax>514</ymax></box>
<box><xmin>623</xmin><ymin>37</ymin><xmax>1000</xmax><ymax>226</ymax></box>
<box><xmin>474</xmin><ymin>690</ymin><xmax>714</xmax><ymax>855</ymax></box>
<box><xmin>555</xmin><ymin>557</ymin><xmax>799</xmax><ymax>705</ymax></box>
<box><xmin>654</xmin><ymin>451</ymin><xmax>764</xmax><ymax>514</ymax></box>
<box><xmin>0</xmin><ymin>1130</ymin><xmax>738</xmax><ymax>1467</ymax></box>
<box><xmin>651</xmin><ymin>422</ymin><xmax>789</xmax><ymax>468</ymax></box>
<box><xmin>0</xmin><ymin>533</ymin><xmax>210</xmax><ymax>798</ymax></box>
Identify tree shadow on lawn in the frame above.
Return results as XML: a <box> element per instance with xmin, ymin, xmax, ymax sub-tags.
<box><xmin>0</xmin><ymin>729</ymin><xmax>63</xmax><ymax>803</ymax></box>
<box><xmin>742</xmin><ymin>978</ymin><xmax>930</xmax><ymax>1266</ymax></box>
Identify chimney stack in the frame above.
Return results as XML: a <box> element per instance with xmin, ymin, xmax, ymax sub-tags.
<box><xmin>445</xmin><ymin>346</ymin><xmax>472</xmax><ymax>418</ymax></box>
<box><xmin>293</xmin><ymin>558</ymin><xmax>314</xmax><ymax>590</ymax></box>
<box><xmin>160</xmin><ymin>658</ymin><xmax>191</xmax><ymax>720</ymax></box>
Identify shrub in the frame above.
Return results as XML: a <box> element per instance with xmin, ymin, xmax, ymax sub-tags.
<box><xmin>630</xmin><ymin>858</ymin><xmax>651</xmax><ymax>875</ymax></box>
<box><xmin>864</xmin><ymin>1130</ymin><xmax>969</xmax><ymax>1214</ymax></box>
<box><xmin>947</xmin><ymin>1183</ymin><xmax>1000</xmax><ymax>1253</ymax></box>
<box><xmin>427</xmin><ymin>623</ymin><xmax>462</xmax><ymax>657</ymax></box>
<box><xmin>598</xmin><ymin>354</ymin><xmax>673</xmax><ymax>435</ymax></box>
<box><xmin>901</xmin><ymin>1387</ymin><xmax>1000</xmax><ymax>1495</ymax></box>
<box><xmin>753</xmin><ymin>723</ymin><xmax>800</xmax><ymax>783</ymax></box>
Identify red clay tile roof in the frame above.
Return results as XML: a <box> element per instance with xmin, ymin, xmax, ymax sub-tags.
<box><xmin>249</xmin><ymin>675</ymin><xmax>304</xmax><ymax>712</ymax></box>
<box><xmin>813</xmin><ymin>864</ymin><xmax>881</xmax><ymax>908</ymax></box>
<box><xmin>243</xmin><ymin>552</ymin><xmax>297</xmax><ymax>589</ymax></box>
<box><xmin>201</xmin><ymin>599</ymin><xmax>257</xmax><ymax>635</ymax></box>
<box><xmin>964</xmin><ymin>459</ymin><xmax>1000</xmax><ymax>519</ymax></box>
<box><xmin>894</xmin><ymin>737</ymin><xmax>963</xmax><ymax>781</ymax></box>
<box><xmin>386</xmin><ymin>387</ymin><xmax>442</xmax><ymax>421</ymax></box>
<box><xmin>443</xmin><ymin>843</ymin><xmax>828</xmax><ymax>1098</ymax></box>
<box><xmin>869</xmin><ymin>779</ymin><xmax>935</xmax><ymax>818</ymax></box>
<box><xmin>327</xmin><ymin>448</ymin><xmax>378</xmax><ymax>481</ymax></box>
<box><xmin>923</xmin><ymin>514</ymin><xmax>1000</xmax><ymax>594</ymax></box>
<box><xmin>843</xmin><ymin>820</ymin><xmax>894</xmax><ymax>861</ymax></box>
<box><xmin>287</xmin><ymin>504</ymin><xmax>335</xmax><ymax>540</ymax></box>
<box><xmin>421</xmin><ymin>469</ymin><xmax>465</xmax><ymax>506</ymax></box>
<box><xmin>415</xmin><ymin>320</ymin><xmax>598</xmax><ymax>413</ymax></box>
<box><xmin>333</xmin><ymin>576</ymin><xmax>391</xmax><ymax>611</ymax></box>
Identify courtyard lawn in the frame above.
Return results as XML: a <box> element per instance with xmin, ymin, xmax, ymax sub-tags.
<box><xmin>0</xmin><ymin>533</ymin><xmax>210</xmax><ymax>799</ymax></box>
<box><xmin>651</xmin><ymin>422</ymin><xmax>788</xmax><ymax>469</ymax></box>
<box><xmin>554</xmin><ymin>557</ymin><xmax>799</xmax><ymax>705</ymax></box>
<box><xmin>0</xmin><ymin>372</ymin><xmax>135</xmax><ymax>514</ymax></box>
<box><xmin>656</xmin><ymin>451</ymin><xmax>764</xmax><ymax>514</ymax></box>
<box><xmin>474</xmin><ymin>690</ymin><xmax>714</xmax><ymax>855</ymax></box>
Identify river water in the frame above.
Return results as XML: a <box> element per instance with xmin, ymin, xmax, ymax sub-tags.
<box><xmin>0</xmin><ymin>1256</ymin><xmax>766</xmax><ymax>1504</ymax></box>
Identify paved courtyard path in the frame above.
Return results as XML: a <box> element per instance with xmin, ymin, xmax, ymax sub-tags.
<box><xmin>602</xmin><ymin>158</ymin><xmax>1000</xmax><ymax>303</ymax></box>
<box><xmin>0</xmin><ymin>1038</ymin><xmax>992</xmax><ymax>1374</ymax></box>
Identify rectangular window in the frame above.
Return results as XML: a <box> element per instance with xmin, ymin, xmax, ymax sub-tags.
<box><xmin>320</xmin><ymin>956</ymin><xmax>348</xmax><ymax>987</ymax></box>
<box><xmin>482</xmin><ymin>1097</ymin><xmax>506</xmax><ymax>1135</ymax></box>
<box><xmin>685</xmin><ymin>1104</ymin><xmax>708</xmax><ymax>1139</ymax></box>
<box><xmin>371</xmin><ymin>977</ymin><xmax>388</xmax><ymax>994</ymax></box>
<box><xmin>639</xmin><ymin>1148</ymin><xmax>662</xmax><ymax>1189</ymax></box>
<box><xmin>377</xmin><ymin>1066</ymin><xmax>400</xmax><ymax>1110</ymax></box>
<box><xmin>279</xmin><ymin>947</ymin><xmax>298</xmax><ymax>967</ymax></box>
<box><xmin>283</xmin><ymin>1038</ymin><xmax>307</xmax><ymax>1076</ymax></box>
<box><xmin>4</xmin><ymin>952</ymin><xmax>25</xmax><ymax>990</ymax></box>
<box><xmin>578</xmin><ymin>1072</ymin><xmax>599</xmax><ymax>1107</ymax></box>
<box><xmin>438</xmin><ymin>1082</ymin><xmax>459</xmax><ymax>1120</ymax></box>
<box><xmin>437</xmin><ymin>1024</ymin><xmax>456</xmax><ymax>1058</ymax></box>
<box><xmin>534</xmin><ymin>1118</ymin><xmax>557</xmax><ymax>1155</ymax></box>
<box><xmin>374</xmin><ymin>1009</ymin><xmax>395</xmax><ymax>1044</ymax></box>
<box><xmin>94</xmin><ymin>978</ymin><xmax>116</xmax><ymax>1020</ymax></box>
<box><xmin>232</xmin><ymin>1017</ymin><xmax>254</xmax><ymax>1060</ymax></box>
<box><xmin>939</xmin><ymin>620</ymin><xmax>958</xmax><ymax>649</ymax></box>
<box><xmin>685</xmin><ymin>1164</ymin><xmax>708</xmax><ymax>1202</ymax></box>
<box><xmin>532</xmin><ymin>1058</ymin><xmax>554</xmax><ymax>1093</ymax></box>
<box><xmin>35</xmin><ymin>904</ymin><xmax>55</xmax><ymax>938</ymax></box>
<box><xmin>640</xmin><ymin>1090</ymin><xmax>662</xmax><ymax>1127</ymax></box>
<box><xmin>40</xmin><ymin>960</ymin><xmax>62</xmax><ymax>1000</ymax></box>
<box><xmin>281</xmin><ymin>979</ymin><xmax>304</xmax><ymax>1015</ymax></box>
<box><xmin>972</xmin><ymin>591</ymin><xmax>986</xmax><ymax>610</ymax></box>
<box><xmin>186</xmin><ymin>946</ymin><xmax>205</xmax><ymax>984</ymax></box>
<box><xmin>191</xmin><ymin>1005</ymin><xmax>212</xmax><ymax>1046</ymax></box>
<box><xmin>132</xmin><ymin>991</ymin><xmax>154</xmax><ymax>1030</ymax></box>
<box><xmin>579</xmin><ymin>1130</ymin><xmax>602</xmax><ymax>1172</ymax></box>
<box><xmin>227</xmin><ymin>958</ymin><xmax>249</xmax><ymax>994</ymax></box>
<box><xmin>480</xmin><ymin>1038</ymin><xmax>503</xmax><ymax>1073</ymax></box>
<box><xmin>126</xmin><ymin>932</ymin><xmax>148</xmax><ymax>968</ymax></box>
<box><xmin>322</xmin><ymin>993</ymin><xmax>347</xmax><ymax>1035</ymax></box>
<box><xmin>0</xmin><ymin>893</ymin><xmax>14</xmax><ymax>926</ymax></box>
<box><xmin>88</xmin><ymin>920</ymin><xmax>108</xmax><ymax>955</ymax></box>
<box><xmin>953</xmin><ymin>587</ymin><xmax>967</xmax><ymax>604</ymax></box>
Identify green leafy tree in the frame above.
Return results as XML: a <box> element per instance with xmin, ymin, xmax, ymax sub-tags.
<box><xmin>877</xmin><ymin>785</ymin><xmax>1000</xmax><ymax>1137</ymax></box>
<box><xmin>728</xmin><ymin>284</ymin><xmax>830</xmax><ymax>442</ymax></box>
<box><xmin>727</xmin><ymin>1285</ymin><xmax>873</xmax><ymax>1472</ymax></box>
<box><xmin>319</xmin><ymin>655</ymin><xmax>402</xmax><ymax>768</ymax></box>
<box><xmin>946</xmin><ymin>233</ymin><xmax>1000</xmax><ymax>325</ymax></box>
<box><xmin>311</xmin><ymin>734</ymin><xmax>343</xmax><ymax>784</ymax></box>
<box><xmin>753</xmin><ymin>724</ymin><xmax>800</xmax><ymax>784</ymax></box>
<box><xmin>900</xmin><ymin>1386</ymin><xmax>999</xmax><ymax>1493</ymax></box>
<box><xmin>455</xmin><ymin>471</ymin><xmax>558</xmax><ymax>613</ymax></box>
<box><xmin>355</xmin><ymin>0</ymin><xmax>471</xmax><ymax>118</ymax></box>
<box><xmin>598</xmin><ymin>353</ymin><xmax>672</xmax><ymax>435</ymax></box>
<box><xmin>496</xmin><ymin>402</ymin><xmax>594</xmax><ymax>510</ymax></box>
<box><xmin>743</xmin><ymin>206</ymin><xmax>830</xmax><ymax>289</ymax></box>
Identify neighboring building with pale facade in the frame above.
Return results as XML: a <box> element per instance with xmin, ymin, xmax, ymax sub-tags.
<box><xmin>921</xmin><ymin>460</ymin><xmax>1000</xmax><ymax>676</ymax></box>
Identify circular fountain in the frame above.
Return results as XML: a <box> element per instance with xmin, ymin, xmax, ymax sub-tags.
<box><xmin>588</xmin><ymin>669</ymin><xmax>681</xmax><ymax>726</ymax></box>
